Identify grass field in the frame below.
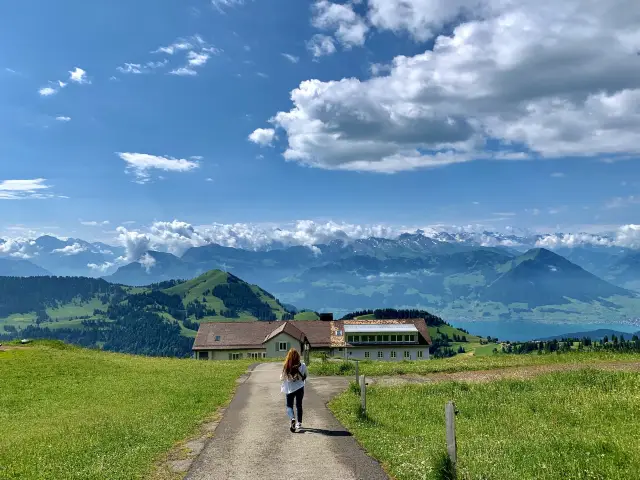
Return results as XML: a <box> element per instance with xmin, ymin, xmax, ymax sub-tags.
<box><xmin>330</xmin><ymin>369</ymin><xmax>640</xmax><ymax>479</ymax></box>
<box><xmin>308</xmin><ymin>351</ymin><xmax>640</xmax><ymax>376</ymax></box>
<box><xmin>294</xmin><ymin>311</ymin><xmax>320</xmax><ymax>320</ymax></box>
<box><xmin>0</xmin><ymin>342</ymin><xmax>250</xmax><ymax>480</ymax></box>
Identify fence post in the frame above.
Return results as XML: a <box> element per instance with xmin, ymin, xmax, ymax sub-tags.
<box><xmin>360</xmin><ymin>374</ymin><xmax>366</xmax><ymax>415</ymax></box>
<box><xmin>445</xmin><ymin>401</ymin><xmax>457</xmax><ymax>470</ymax></box>
<box><xmin>355</xmin><ymin>360</ymin><xmax>359</xmax><ymax>386</ymax></box>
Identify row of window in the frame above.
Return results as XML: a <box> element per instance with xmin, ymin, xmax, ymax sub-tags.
<box><xmin>347</xmin><ymin>334</ymin><xmax>417</xmax><ymax>343</ymax></box>
<box><xmin>228</xmin><ymin>352</ymin><xmax>267</xmax><ymax>360</ymax></box>
<box><xmin>362</xmin><ymin>350</ymin><xmax>424</xmax><ymax>359</ymax></box>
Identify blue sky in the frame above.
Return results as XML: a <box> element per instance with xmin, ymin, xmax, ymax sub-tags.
<box><xmin>2</xmin><ymin>0</ymin><xmax>640</xmax><ymax>244</ymax></box>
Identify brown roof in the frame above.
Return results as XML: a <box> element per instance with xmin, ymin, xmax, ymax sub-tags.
<box><xmin>193</xmin><ymin>318</ymin><xmax>432</xmax><ymax>350</ymax></box>
<box><xmin>193</xmin><ymin>322</ymin><xmax>277</xmax><ymax>350</ymax></box>
<box><xmin>263</xmin><ymin>321</ymin><xmax>307</xmax><ymax>344</ymax></box>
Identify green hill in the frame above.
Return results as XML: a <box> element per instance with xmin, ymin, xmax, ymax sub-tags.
<box><xmin>0</xmin><ymin>341</ymin><xmax>250</xmax><ymax>479</ymax></box>
<box><xmin>0</xmin><ymin>270</ymin><xmax>293</xmax><ymax>356</ymax></box>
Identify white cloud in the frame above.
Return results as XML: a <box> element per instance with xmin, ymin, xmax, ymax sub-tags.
<box><xmin>311</xmin><ymin>0</ymin><xmax>369</xmax><ymax>48</ymax></box>
<box><xmin>551</xmin><ymin>172</ymin><xmax>565</xmax><ymax>178</ymax></box>
<box><xmin>256</xmin><ymin>72</ymin><xmax>269</xmax><ymax>78</ymax></box>
<box><xmin>55</xmin><ymin>116</ymin><xmax>71</xmax><ymax>122</ymax></box>
<box><xmin>154</xmin><ymin>41</ymin><xmax>193</xmax><ymax>55</ymax></box>
<box><xmin>88</xmin><ymin>262</ymin><xmax>115</xmax><ymax>274</ymax></box>
<box><xmin>170</xmin><ymin>67</ymin><xmax>198</xmax><ymax>76</ymax></box>
<box><xmin>307</xmin><ymin>34</ymin><xmax>337</xmax><ymax>57</ymax></box>
<box><xmin>187</xmin><ymin>51</ymin><xmax>210</xmax><ymax>67</ymax></box>
<box><xmin>5</xmin><ymin>68</ymin><xmax>17</xmax><ymax>74</ymax></box>
<box><xmin>116</xmin><ymin>227</ymin><xmax>151</xmax><ymax>262</ymax></box>
<box><xmin>38</xmin><ymin>87</ymin><xmax>57</xmax><ymax>97</ymax></box>
<box><xmin>69</xmin><ymin>67</ymin><xmax>90</xmax><ymax>84</ymax></box>
<box><xmin>211</xmin><ymin>0</ymin><xmax>246</xmax><ymax>12</ymax></box>
<box><xmin>205</xmin><ymin>177</ymin><xmax>214</xmax><ymax>182</ymax></box>
<box><xmin>267</xmin><ymin>0</ymin><xmax>640</xmax><ymax>172</ymax></box>
<box><xmin>117</xmin><ymin>63</ymin><xmax>143</xmax><ymax>74</ymax></box>
<box><xmin>248</xmin><ymin>128</ymin><xmax>276</xmax><ymax>146</ymax></box>
<box><xmin>0</xmin><ymin>179</ymin><xmax>58</xmax><ymax>200</ymax></box>
<box><xmin>52</xmin><ymin>243</ymin><xmax>87</xmax><ymax>256</ymax></box>
<box><xmin>282</xmin><ymin>53</ymin><xmax>300</xmax><ymax>63</ymax></box>
<box><xmin>139</xmin><ymin>253</ymin><xmax>157</xmax><ymax>272</ymax></box>
<box><xmin>117</xmin><ymin>152</ymin><xmax>200</xmax><ymax>183</ymax></box>
<box><xmin>81</xmin><ymin>220</ymin><xmax>110</xmax><ymax>227</ymax></box>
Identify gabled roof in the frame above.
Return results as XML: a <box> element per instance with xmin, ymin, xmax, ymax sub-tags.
<box><xmin>263</xmin><ymin>321</ymin><xmax>307</xmax><ymax>344</ymax></box>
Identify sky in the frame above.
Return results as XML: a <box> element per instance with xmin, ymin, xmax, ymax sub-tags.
<box><xmin>1</xmin><ymin>0</ymin><xmax>640</xmax><ymax>248</ymax></box>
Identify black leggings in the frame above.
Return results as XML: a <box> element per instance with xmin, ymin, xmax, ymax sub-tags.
<box><xmin>286</xmin><ymin>387</ymin><xmax>304</xmax><ymax>423</ymax></box>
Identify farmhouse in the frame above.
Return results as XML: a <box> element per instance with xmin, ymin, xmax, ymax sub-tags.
<box><xmin>193</xmin><ymin>318</ymin><xmax>432</xmax><ymax>361</ymax></box>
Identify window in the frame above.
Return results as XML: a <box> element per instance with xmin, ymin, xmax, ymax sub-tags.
<box><xmin>377</xmin><ymin>351</ymin><xmax>384</xmax><ymax>359</ymax></box>
<box><xmin>410</xmin><ymin>335</ymin><xmax>416</xmax><ymax>342</ymax></box>
<box><xmin>364</xmin><ymin>351</ymin><xmax>370</xmax><ymax>358</ymax></box>
<box><xmin>390</xmin><ymin>335</ymin><xmax>396</xmax><ymax>342</ymax></box>
<box><xmin>390</xmin><ymin>351</ymin><xmax>396</xmax><ymax>358</ymax></box>
<box><xmin>417</xmin><ymin>351</ymin><xmax>423</xmax><ymax>358</ymax></box>
<box><xmin>404</xmin><ymin>335</ymin><xmax>411</xmax><ymax>342</ymax></box>
<box><xmin>199</xmin><ymin>351</ymin><xmax>209</xmax><ymax>360</ymax></box>
<box><xmin>214</xmin><ymin>335</ymin><xmax>221</xmax><ymax>341</ymax></box>
<box><xmin>278</xmin><ymin>342</ymin><xmax>288</xmax><ymax>351</ymax></box>
<box><xmin>354</xmin><ymin>335</ymin><xmax>360</xmax><ymax>343</ymax></box>
<box><xmin>377</xmin><ymin>335</ymin><xmax>383</xmax><ymax>342</ymax></box>
<box><xmin>249</xmin><ymin>352</ymin><xmax>265</xmax><ymax>359</ymax></box>
<box><xmin>383</xmin><ymin>335</ymin><xmax>389</xmax><ymax>342</ymax></box>
<box><xmin>230</xmin><ymin>353</ymin><xmax>242</xmax><ymax>360</ymax></box>
<box><xmin>404</xmin><ymin>351</ymin><xmax>410</xmax><ymax>359</ymax></box>
<box><xmin>368</xmin><ymin>335</ymin><xmax>376</xmax><ymax>342</ymax></box>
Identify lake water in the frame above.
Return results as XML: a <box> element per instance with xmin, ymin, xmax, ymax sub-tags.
<box><xmin>452</xmin><ymin>320</ymin><xmax>640</xmax><ymax>342</ymax></box>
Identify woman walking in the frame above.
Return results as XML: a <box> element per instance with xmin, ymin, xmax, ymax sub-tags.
<box><xmin>280</xmin><ymin>347</ymin><xmax>307</xmax><ymax>432</ymax></box>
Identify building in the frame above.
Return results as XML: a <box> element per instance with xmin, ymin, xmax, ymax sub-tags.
<box><xmin>193</xmin><ymin>318</ymin><xmax>432</xmax><ymax>361</ymax></box>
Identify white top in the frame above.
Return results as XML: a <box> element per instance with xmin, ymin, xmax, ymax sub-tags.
<box><xmin>343</xmin><ymin>324</ymin><xmax>419</xmax><ymax>333</ymax></box>
<box><xmin>280</xmin><ymin>363</ymin><xmax>307</xmax><ymax>394</ymax></box>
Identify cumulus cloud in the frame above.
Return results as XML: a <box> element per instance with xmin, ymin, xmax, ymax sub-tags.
<box><xmin>248</xmin><ymin>128</ymin><xmax>276</xmax><ymax>146</ymax></box>
<box><xmin>139</xmin><ymin>253</ymin><xmax>157</xmax><ymax>272</ymax></box>
<box><xmin>311</xmin><ymin>0</ymin><xmax>369</xmax><ymax>48</ymax></box>
<box><xmin>266</xmin><ymin>0</ymin><xmax>640</xmax><ymax>172</ymax></box>
<box><xmin>307</xmin><ymin>34</ymin><xmax>337</xmax><ymax>57</ymax></box>
<box><xmin>52</xmin><ymin>243</ymin><xmax>87</xmax><ymax>256</ymax></box>
<box><xmin>211</xmin><ymin>0</ymin><xmax>246</xmax><ymax>12</ymax></box>
<box><xmin>38</xmin><ymin>87</ymin><xmax>57</xmax><ymax>97</ymax></box>
<box><xmin>69</xmin><ymin>67</ymin><xmax>90</xmax><ymax>84</ymax></box>
<box><xmin>56</xmin><ymin>116</ymin><xmax>71</xmax><ymax>122</ymax></box>
<box><xmin>116</xmin><ymin>227</ymin><xmax>151</xmax><ymax>262</ymax></box>
<box><xmin>88</xmin><ymin>262</ymin><xmax>115</xmax><ymax>274</ymax></box>
<box><xmin>117</xmin><ymin>152</ymin><xmax>200</xmax><ymax>183</ymax></box>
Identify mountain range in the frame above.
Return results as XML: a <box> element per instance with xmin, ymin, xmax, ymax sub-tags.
<box><xmin>2</xmin><ymin>231</ymin><xmax>640</xmax><ymax>325</ymax></box>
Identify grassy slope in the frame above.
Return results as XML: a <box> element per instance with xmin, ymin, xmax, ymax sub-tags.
<box><xmin>330</xmin><ymin>369</ymin><xmax>640</xmax><ymax>479</ymax></box>
<box><xmin>0</xmin><ymin>342</ymin><xmax>250</xmax><ymax>480</ymax></box>
<box><xmin>308</xmin><ymin>350</ymin><xmax>640</xmax><ymax>376</ymax></box>
<box><xmin>294</xmin><ymin>311</ymin><xmax>320</xmax><ymax>320</ymax></box>
<box><xmin>164</xmin><ymin>270</ymin><xmax>287</xmax><ymax>321</ymax></box>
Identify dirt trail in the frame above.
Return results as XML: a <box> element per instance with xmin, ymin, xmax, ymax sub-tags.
<box><xmin>371</xmin><ymin>360</ymin><xmax>640</xmax><ymax>386</ymax></box>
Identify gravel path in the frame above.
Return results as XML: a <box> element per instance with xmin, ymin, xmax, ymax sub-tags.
<box><xmin>185</xmin><ymin>363</ymin><xmax>389</xmax><ymax>480</ymax></box>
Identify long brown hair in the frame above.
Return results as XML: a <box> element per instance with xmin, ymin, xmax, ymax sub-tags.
<box><xmin>283</xmin><ymin>348</ymin><xmax>301</xmax><ymax>376</ymax></box>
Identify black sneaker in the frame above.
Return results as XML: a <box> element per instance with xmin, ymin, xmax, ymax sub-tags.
<box><xmin>290</xmin><ymin>419</ymin><xmax>296</xmax><ymax>433</ymax></box>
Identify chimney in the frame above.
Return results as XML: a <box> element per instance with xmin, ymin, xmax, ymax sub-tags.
<box><xmin>319</xmin><ymin>312</ymin><xmax>334</xmax><ymax>322</ymax></box>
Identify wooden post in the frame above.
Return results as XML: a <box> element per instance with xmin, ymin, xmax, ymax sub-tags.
<box><xmin>360</xmin><ymin>374</ymin><xmax>366</xmax><ymax>414</ymax></box>
<box><xmin>445</xmin><ymin>401</ymin><xmax>457</xmax><ymax>468</ymax></box>
<box><xmin>304</xmin><ymin>342</ymin><xmax>310</xmax><ymax>365</ymax></box>
<box><xmin>355</xmin><ymin>360</ymin><xmax>359</xmax><ymax>386</ymax></box>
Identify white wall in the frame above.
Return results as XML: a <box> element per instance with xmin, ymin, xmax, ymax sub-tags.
<box><xmin>344</xmin><ymin>346</ymin><xmax>430</xmax><ymax>361</ymax></box>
